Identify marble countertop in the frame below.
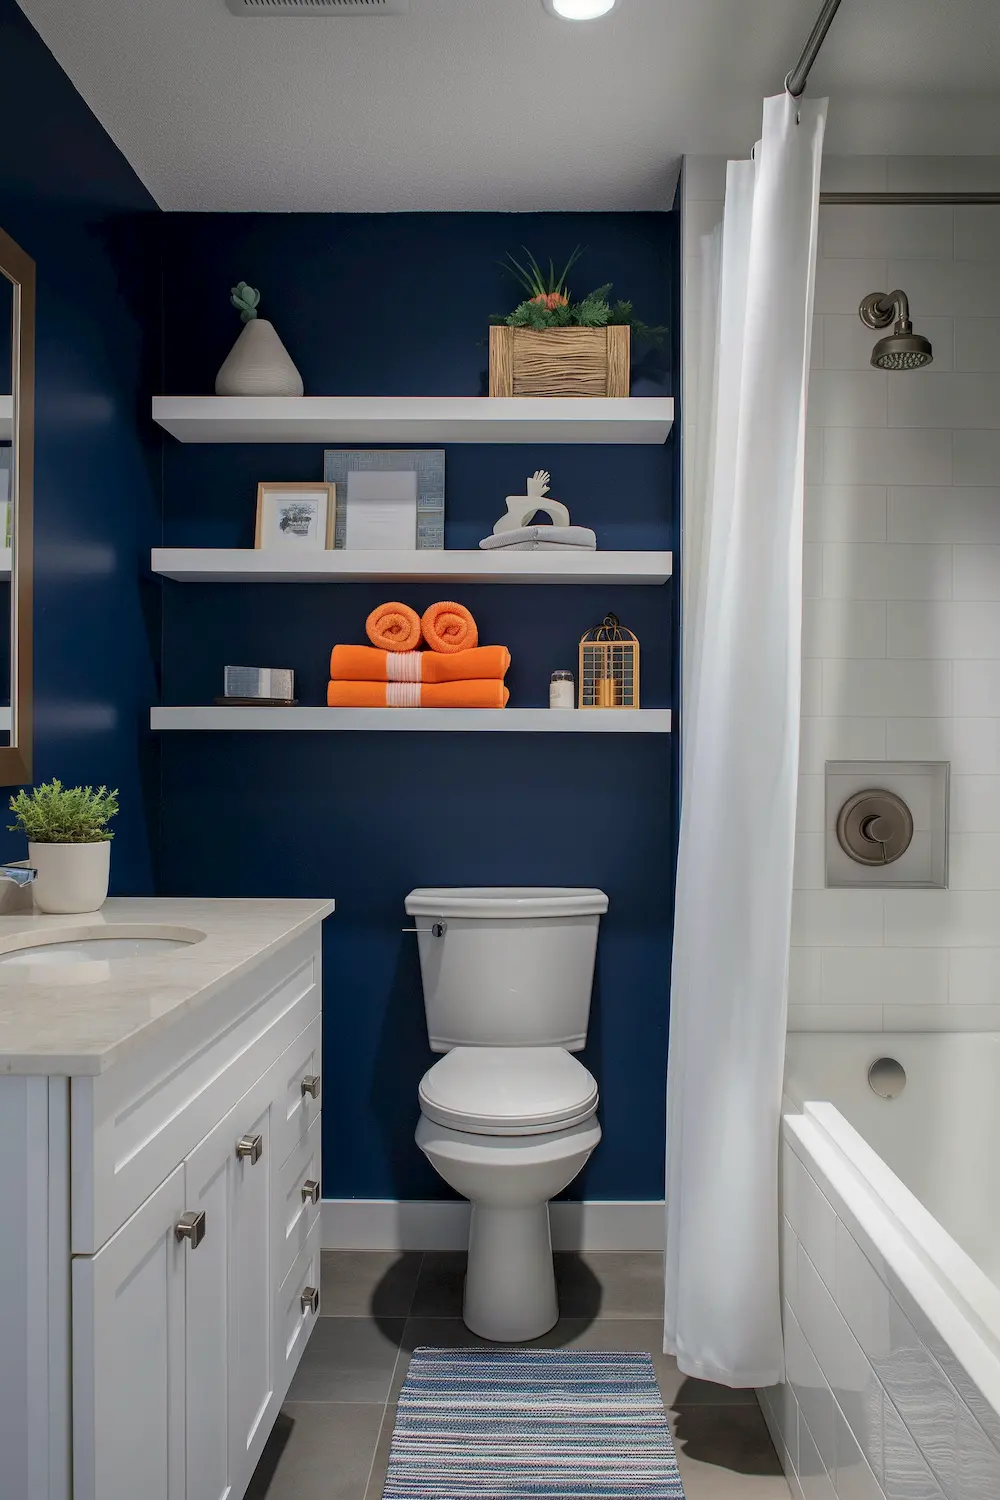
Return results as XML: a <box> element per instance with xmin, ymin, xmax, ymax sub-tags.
<box><xmin>0</xmin><ymin>897</ymin><xmax>335</xmax><ymax>1076</ymax></box>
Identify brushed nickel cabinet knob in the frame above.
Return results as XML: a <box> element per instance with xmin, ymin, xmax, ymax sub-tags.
<box><xmin>300</xmin><ymin>1286</ymin><xmax>319</xmax><ymax>1314</ymax></box>
<box><xmin>175</xmin><ymin>1211</ymin><xmax>206</xmax><ymax>1249</ymax></box>
<box><xmin>301</xmin><ymin>1178</ymin><xmax>321</xmax><ymax>1205</ymax></box>
<box><xmin>301</xmin><ymin>1074</ymin><xmax>321</xmax><ymax>1100</ymax></box>
<box><xmin>236</xmin><ymin>1133</ymin><xmax>263</xmax><ymax>1163</ymax></box>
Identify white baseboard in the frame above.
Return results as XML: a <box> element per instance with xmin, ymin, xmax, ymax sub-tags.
<box><xmin>321</xmin><ymin>1199</ymin><xmax>665</xmax><ymax>1253</ymax></box>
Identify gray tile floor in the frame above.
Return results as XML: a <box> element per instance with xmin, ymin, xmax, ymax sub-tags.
<box><xmin>247</xmin><ymin>1251</ymin><xmax>791</xmax><ymax>1500</ymax></box>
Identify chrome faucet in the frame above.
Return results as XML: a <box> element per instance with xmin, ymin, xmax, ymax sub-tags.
<box><xmin>0</xmin><ymin>863</ymin><xmax>36</xmax><ymax>886</ymax></box>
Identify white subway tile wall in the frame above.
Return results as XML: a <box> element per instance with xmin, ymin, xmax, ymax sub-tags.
<box><xmin>758</xmin><ymin>1132</ymin><xmax>1000</xmax><ymax>1500</ymax></box>
<box><xmin>682</xmin><ymin>158</ymin><xmax>1000</xmax><ymax>1033</ymax></box>
<box><xmin>683</xmin><ymin>158</ymin><xmax>1000</xmax><ymax>1500</ymax></box>
<box><xmin>795</xmin><ymin>181</ymin><xmax>1000</xmax><ymax>1031</ymax></box>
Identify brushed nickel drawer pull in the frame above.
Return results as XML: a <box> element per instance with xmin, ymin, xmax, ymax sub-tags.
<box><xmin>175</xmin><ymin>1211</ymin><xmax>206</xmax><ymax>1248</ymax></box>
<box><xmin>301</xmin><ymin>1074</ymin><xmax>321</xmax><ymax>1100</ymax></box>
<box><xmin>301</xmin><ymin>1178</ymin><xmax>321</xmax><ymax>1205</ymax></box>
<box><xmin>300</xmin><ymin>1286</ymin><xmax>319</xmax><ymax>1314</ymax></box>
<box><xmin>236</xmin><ymin>1133</ymin><xmax>263</xmax><ymax>1164</ymax></box>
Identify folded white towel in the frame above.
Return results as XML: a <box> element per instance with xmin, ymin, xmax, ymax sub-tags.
<box><xmin>479</xmin><ymin>526</ymin><xmax>597</xmax><ymax>552</ymax></box>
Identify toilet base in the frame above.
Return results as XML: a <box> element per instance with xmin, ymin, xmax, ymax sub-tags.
<box><xmin>464</xmin><ymin>1203</ymin><xmax>558</xmax><ymax>1342</ymax></box>
<box><xmin>415</xmin><ymin>1112</ymin><xmax>602</xmax><ymax>1344</ymax></box>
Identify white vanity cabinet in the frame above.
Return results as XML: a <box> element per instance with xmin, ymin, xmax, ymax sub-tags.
<box><xmin>0</xmin><ymin>903</ymin><xmax>331</xmax><ymax>1500</ymax></box>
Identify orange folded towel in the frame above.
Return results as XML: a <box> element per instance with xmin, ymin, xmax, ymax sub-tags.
<box><xmin>421</xmin><ymin>601</ymin><xmax>479</xmax><ymax>654</ymax></box>
<box><xmin>328</xmin><ymin>680</ymin><xmax>508</xmax><ymax>709</ymax></box>
<box><xmin>330</xmin><ymin>645</ymin><xmax>510</xmax><ymax>684</ymax></box>
<box><xmin>366</xmin><ymin>601</ymin><xmax>422</xmax><ymax>652</ymax></box>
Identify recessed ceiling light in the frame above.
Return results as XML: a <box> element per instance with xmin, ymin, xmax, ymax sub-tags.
<box><xmin>543</xmin><ymin>0</ymin><xmax>618</xmax><ymax>20</ymax></box>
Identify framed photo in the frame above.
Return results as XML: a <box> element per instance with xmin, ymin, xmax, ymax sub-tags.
<box><xmin>324</xmin><ymin>450</ymin><xmax>445</xmax><ymax>550</ymax></box>
<box><xmin>255</xmin><ymin>482</ymin><xmax>336</xmax><ymax>551</ymax></box>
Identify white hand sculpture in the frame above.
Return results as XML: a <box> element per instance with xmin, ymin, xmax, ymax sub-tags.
<box><xmin>493</xmin><ymin>470</ymin><xmax>571</xmax><ymax>534</ymax></box>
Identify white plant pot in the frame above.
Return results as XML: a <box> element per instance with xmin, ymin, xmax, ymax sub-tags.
<box><xmin>215</xmin><ymin>318</ymin><xmax>304</xmax><ymax>397</ymax></box>
<box><xmin>29</xmin><ymin>841</ymin><xmax>111</xmax><ymax>915</ymax></box>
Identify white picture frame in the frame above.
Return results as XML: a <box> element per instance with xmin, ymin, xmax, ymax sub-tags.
<box><xmin>255</xmin><ymin>482</ymin><xmax>336</xmax><ymax>550</ymax></box>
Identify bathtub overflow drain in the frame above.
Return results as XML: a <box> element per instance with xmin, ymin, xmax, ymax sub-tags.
<box><xmin>868</xmin><ymin>1057</ymin><xmax>906</xmax><ymax>1100</ymax></box>
<box><xmin>837</xmin><ymin>789</ymin><xmax>913</xmax><ymax>866</ymax></box>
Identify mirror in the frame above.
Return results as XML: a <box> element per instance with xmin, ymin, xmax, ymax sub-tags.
<box><xmin>0</xmin><ymin>227</ymin><xmax>33</xmax><ymax>783</ymax></box>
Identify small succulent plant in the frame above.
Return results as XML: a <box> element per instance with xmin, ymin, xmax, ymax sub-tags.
<box><xmin>230</xmin><ymin>281</ymin><xmax>261</xmax><ymax>324</ymax></box>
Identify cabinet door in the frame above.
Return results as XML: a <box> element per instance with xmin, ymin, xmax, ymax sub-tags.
<box><xmin>184</xmin><ymin>1061</ymin><xmax>279</xmax><ymax>1500</ymax></box>
<box><xmin>183</xmin><ymin>1101</ymin><xmax>236</xmax><ymax>1500</ymax></box>
<box><xmin>72</xmin><ymin>1165</ymin><xmax>187</xmax><ymax>1500</ymax></box>
<box><xmin>276</xmin><ymin>1113</ymin><xmax>322</xmax><ymax>1287</ymax></box>
<box><xmin>275</xmin><ymin>1215</ymin><xmax>323</xmax><ymax>1403</ymax></box>
<box><xmin>228</xmin><ymin>1081</ymin><xmax>277</xmax><ymax>1486</ymax></box>
<box><xmin>271</xmin><ymin>1013</ymin><xmax>322</xmax><ymax>1168</ymax></box>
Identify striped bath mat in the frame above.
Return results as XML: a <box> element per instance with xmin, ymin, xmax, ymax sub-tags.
<box><xmin>382</xmin><ymin>1348</ymin><xmax>685</xmax><ymax>1498</ymax></box>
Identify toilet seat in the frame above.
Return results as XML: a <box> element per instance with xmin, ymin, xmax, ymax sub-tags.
<box><xmin>419</xmin><ymin>1046</ymin><xmax>598</xmax><ymax>1137</ymax></box>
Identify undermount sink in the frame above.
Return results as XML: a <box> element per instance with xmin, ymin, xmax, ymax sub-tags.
<box><xmin>0</xmin><ymin>925</ymin><xmax>206</xmax><ymax>966</ymax></box>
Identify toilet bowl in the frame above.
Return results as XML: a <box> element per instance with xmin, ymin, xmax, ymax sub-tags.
<box><xmin>406</xmin><ymin>886</ymin><xmax>608</xmax><ymax>1341</ymax></box>
<box><xmin>417</xmin><ymin>1112</ymin><xmax>602</xmax><ymax>1342</ymax></box>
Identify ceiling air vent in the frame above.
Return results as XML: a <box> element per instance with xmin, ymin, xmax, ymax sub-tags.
<box><xmin>226</xmin><ymin>0</ymin><xmax>408</xmax><ymax>13</ymax></box>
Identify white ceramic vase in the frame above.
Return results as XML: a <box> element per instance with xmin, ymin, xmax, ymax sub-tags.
<box><xmin>215</xmin><ymin>318</ymin><xmax>304</xmax><ymax>397</ymax></box>
<box><xmin>29</xmin><ymin>840</ymin><xmax>111</xmax><ymax>915</ymax></box>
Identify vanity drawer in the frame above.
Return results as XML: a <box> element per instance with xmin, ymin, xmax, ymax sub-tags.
<box><xmin>72</xmin><ymin>931</ymin><xmax>322</xmax><ymax>1253</ymax></box>
<box><xmin>275</xmin><ymin>1215</ymin><xmax>322</xmax><ymax>1401</ymax></box>
<box><xmin>276</xmin><ymin>1113</ymin><xmax>322</xmax><ymax>1286</ymax></box>
<box><xmin>272</xmin><ymin>1012</ymin><xmax>323</xmax><ymax>1169</ymax></box>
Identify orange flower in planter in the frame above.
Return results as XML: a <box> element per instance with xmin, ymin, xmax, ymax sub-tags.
<box><xmin>529</xmin><ymin>291</ymin><xmax>570</xmax><ymax>311</ymax></box>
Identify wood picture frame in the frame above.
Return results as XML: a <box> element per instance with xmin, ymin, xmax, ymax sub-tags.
<box><xmin>254</xmin><ymin>482</ymin><xmax>336</xmax><ymax>551</ymax></box>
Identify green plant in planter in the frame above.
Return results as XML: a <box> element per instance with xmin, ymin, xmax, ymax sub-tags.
<box><xmin>492</xmin><ymin>246</ymin><xmax>668</xmax><ymax>345</ymax></box>
<box><xmin>8</xmin><ymin>780</ymin><xmax>119</xmax><ymax>844</ymax></box>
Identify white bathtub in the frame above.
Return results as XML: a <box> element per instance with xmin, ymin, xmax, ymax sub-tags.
<box><xmin>759</xmin><ymin>1032</ymin><xmax>1000</xmax><ymax>1500</ymax></box>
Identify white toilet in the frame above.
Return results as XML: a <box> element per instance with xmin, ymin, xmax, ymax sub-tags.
<box><xmin>406</xmin><ymin>885</ymin><xmax>608</xmax><ymax>1342</ymax></box>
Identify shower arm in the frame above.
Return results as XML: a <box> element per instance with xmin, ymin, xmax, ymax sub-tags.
<box><xmin>860</xmin><ymin>291</ymin><xmax>912</xmax><ymax>332</ymax></box>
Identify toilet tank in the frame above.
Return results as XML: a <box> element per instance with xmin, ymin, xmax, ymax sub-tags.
<box><xmin>405</xmin><ymin>887</ymin><xmax>608</xmax><ymax>1052</ymax></box>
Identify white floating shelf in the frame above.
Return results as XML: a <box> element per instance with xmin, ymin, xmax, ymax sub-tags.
<box><xmin>151</xmin><ymin>548</ymin><xmax>673</xmax><ymax>586</ymax></box>
<box><xmin>151</xmin><ymin>396</ymin><xmax>674</xmax><ymax>446</ymax></box>
<box><xmin>151</xmin><ymin>707</ymin><xmax>672</xmax><ymax>734</ymax></box>
<box><xmin>0</xmin><ymin>396</ymin><xmax>11</xmax><ymax>442</ymax></box>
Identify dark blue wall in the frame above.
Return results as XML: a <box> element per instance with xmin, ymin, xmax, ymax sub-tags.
<box><xmin>158</xmin><ymin>212</ymin><xmax>678</xmax><ymax>1200</ymax></box>
<box><xmin>0</xmin><ymin>0</ymin><xmax>161</xmax><ymax>887</ymax></box>
<box><xmin>0</xmin><ymin>0</ymin><xmax>679</xmax><ymax>1199</ymax></box>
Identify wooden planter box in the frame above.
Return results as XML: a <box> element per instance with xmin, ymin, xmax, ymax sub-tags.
<box><xmin>489</xmin><ymin>325</ymin><xmax>630</xmax><ymax>398</ymax></box>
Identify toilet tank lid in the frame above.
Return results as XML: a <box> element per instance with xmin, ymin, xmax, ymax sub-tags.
<box><xmin>405</xmin><ymin>887</ymin><xmax>609</xmax><ymax>919</ymax></box>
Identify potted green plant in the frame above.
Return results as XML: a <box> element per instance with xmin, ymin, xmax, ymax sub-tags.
<box><xmin>8</xmin><ymin>780</ymin><xmax>119</xmax><ymax>914</ymax></box>
<box><xmin>489</xmin><ymin>247</ymin><xmax>667</xmax><ymax>398</ymax></box>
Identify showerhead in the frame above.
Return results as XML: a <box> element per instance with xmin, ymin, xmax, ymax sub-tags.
<box><xmin>871</xmin><ymin>331</ymin><xmax>934</xmax><ymax>371</ymax></box>
<box><xmin>860</xmin><ymin>290</ymin><xmax>933</xmax><ymax>372</ymax></box>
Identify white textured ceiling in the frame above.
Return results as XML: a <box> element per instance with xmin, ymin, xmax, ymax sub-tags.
<box><xmin>15</xmin><ymin>0</ymin><xmax>1000</xmax><ymax>212</ymax></box>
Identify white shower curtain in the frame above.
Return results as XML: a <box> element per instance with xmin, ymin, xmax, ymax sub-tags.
<box><xmin>665</xmin><ymin>92</ymin><xmax>827</xmax><ymax>1389</ymax></box>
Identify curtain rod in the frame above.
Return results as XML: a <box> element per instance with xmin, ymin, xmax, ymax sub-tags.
<box><xmin>821</xmin><ymin>192</ymin><xmax>1000</xmax><ymax>205</ymax></box>
<box><xmin>785</xmin><ymin>0</ymin><xmax>845</xmax><ymax>98</ymax></box>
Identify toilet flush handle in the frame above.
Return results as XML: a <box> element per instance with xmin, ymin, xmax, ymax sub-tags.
<box><xmin>402</xmin><ymin>920</ymin><xmax>448</xmax><ymax>938</ymax></box>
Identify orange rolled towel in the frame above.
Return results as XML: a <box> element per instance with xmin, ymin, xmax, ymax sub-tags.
<box><xmin>421</xmin><ymin>601</ymin><xmax>479</xmax><ymax>654</ymax></box>
<box><xmin>330</xmin><ymin>645</ymin><xmax>510</xmax><ymax>684</ymax></box>
<box><xmin>366</xmin><ymin>601</ymin><xmax>422</xmax><ymax>652</ymax></box>
<box><xmin>328</xmin><ymin>680</ymin><xmax>508</xmax><ymax>709</ymax></box>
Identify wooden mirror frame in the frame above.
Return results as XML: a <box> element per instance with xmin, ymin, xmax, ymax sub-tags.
<box><xmin>0</xmin><ymin>226</ymin><xmax>33</xmax><ymax>786</ymax></box>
